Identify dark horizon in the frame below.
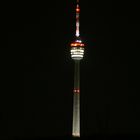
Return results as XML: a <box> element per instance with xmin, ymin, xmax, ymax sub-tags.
<box><xmin>3</xmin><ymin>0</ymin><xmax>139</xmax><ymax>139</ymax></box>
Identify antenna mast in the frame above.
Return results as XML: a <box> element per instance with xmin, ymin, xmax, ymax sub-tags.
<box><xmin>76</xmin><ymin>0</ymin><xmax>80</xmax><ymax>37</ymax></box>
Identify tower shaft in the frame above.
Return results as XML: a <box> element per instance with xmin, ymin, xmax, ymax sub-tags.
<box><xmin>72</xmin><ymin>60</ymin><xmax>80</xmax><ymax>137</ymax></box>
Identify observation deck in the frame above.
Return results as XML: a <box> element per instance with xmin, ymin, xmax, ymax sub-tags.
<box><xmin>70</xmin><ymin>37</ymin><xmax>85</xmax><ymax>60</ymax></box>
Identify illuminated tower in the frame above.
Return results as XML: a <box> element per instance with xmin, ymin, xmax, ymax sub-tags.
<box><xmin>70</xmin><ymin>0</ymin><xmax>85</xmax><ymax>137</ymax></box>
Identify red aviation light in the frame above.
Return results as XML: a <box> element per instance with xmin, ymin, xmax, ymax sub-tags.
<box><xmin>76</xmin><ymin>5</ymin><xmax>80</xmax><ymax>13</ymax></box>
<box><xmin>80</xmin><ymin>43</ymin><xmax>85</xmax><ymax>47</ymax></box>
<box><xmin>73</xmin><ymin>89</ymin><xmax>80</xmax><ymax>94</ymax></box>
<box><xmin>76</xmin><ymin>8</ymin><xmax>80</xmax><ymax>13</ymax></box>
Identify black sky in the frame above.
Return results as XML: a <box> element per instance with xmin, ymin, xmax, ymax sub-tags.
<box><xmin>2</xmin><ymin>0</ymin><xmax>140</xmax><ymax>139</ymax></box>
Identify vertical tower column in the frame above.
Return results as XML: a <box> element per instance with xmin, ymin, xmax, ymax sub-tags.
<box><xmin>72</xmin><ymin>60</ymin><xmax>80</xmax><ymax>137</ymax></box>
<box><xmin>71</xmin><ymin>0</ymin><xmax>85</xmax><ymax>137</ymax></box>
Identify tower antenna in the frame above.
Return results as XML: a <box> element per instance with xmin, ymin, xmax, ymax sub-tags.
<box><xmin>76</xmin><ymin>0</ymin><xmax>80</xmax><ymax>37</ymax></box>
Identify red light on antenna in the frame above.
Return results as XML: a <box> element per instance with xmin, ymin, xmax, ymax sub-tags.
<box><xmin>76</xmin><ymin>4</ymin><xmax>80</xmax><ymax>13</ymax></box>
<box><xmin>76</xmin><ymin>8</ymin><xmax>80</xmax><ymax>13</ymax></box>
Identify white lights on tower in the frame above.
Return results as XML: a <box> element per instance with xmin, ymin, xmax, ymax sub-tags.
<box><xmin>70</xmin><ymin>47</ymin><xmax>84</xmax><ymax>60</ymax></box>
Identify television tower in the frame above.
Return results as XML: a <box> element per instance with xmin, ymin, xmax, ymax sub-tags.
<box><xmin>70</xmin><ymin>0</ymin><xmax>85</xmax><ymax>137</ymax></box>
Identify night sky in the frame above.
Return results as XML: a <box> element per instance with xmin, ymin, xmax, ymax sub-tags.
<box><xmin>2</xmin><ymin>0</ymin><xmax>139</xmax><ymax>139</ymax></box>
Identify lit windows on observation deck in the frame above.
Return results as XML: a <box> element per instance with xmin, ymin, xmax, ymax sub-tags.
<box><xmin>70</xmin><ymin>47</ymin><xmax>84</xmax><ymax>60</ymax></box>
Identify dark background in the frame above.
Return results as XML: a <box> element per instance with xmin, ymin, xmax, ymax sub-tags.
<box><xmin>1</xmin><ymin>0</ymin><xmax>139</xmax><ymax>139</ymax></box>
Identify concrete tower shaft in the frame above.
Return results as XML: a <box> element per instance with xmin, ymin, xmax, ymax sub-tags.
<box><xmin>72</xmin><ymin>60</ymin><xmax>80</xmax><ymax>137</ymax></box>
